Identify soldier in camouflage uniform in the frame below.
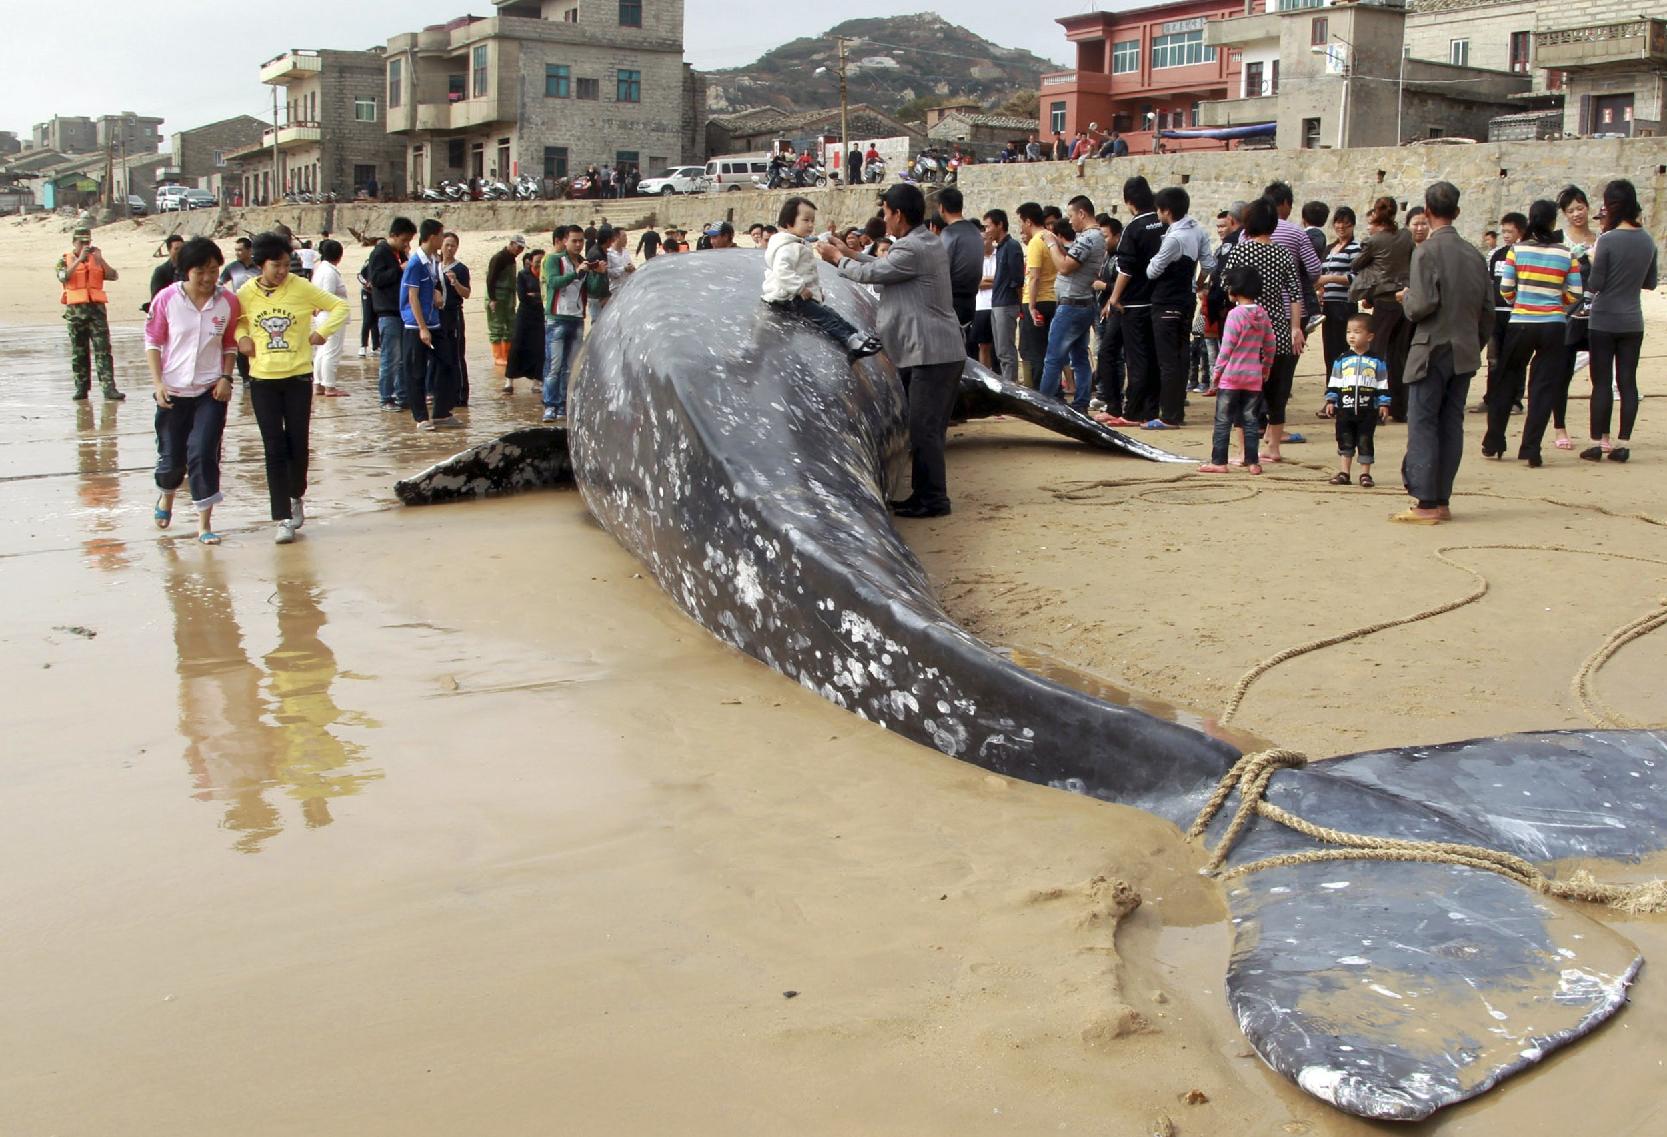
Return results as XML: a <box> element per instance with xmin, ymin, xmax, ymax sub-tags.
<box><xmin>57</xmin><ymin>226</ymin><xmax>124</xmax><ymax>400</ymax></box>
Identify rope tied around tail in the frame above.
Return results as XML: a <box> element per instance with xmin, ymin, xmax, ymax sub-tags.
<box><xmin>1187</xmin><ymin>749</ymin><xmax>1667</xmax><ymax>915</ymax></box>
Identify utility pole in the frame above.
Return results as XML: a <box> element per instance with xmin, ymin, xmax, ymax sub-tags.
<box><xmin>836</xmin><ymin>36</ymin><xmax>850</xmax><ymax>186</ymax></box>
<box><xmin>271</xmin><ymin>85</ymin><xmax>281</xmax><ymax>205</ymax></box>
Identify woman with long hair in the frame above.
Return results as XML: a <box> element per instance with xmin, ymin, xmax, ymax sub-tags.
<box><xmin>1488</xmin><ymin>200</ymin><xmax>1582</xmax><ymax>465</ymax></box>
<box><xmin>504</xmin><ymin>248</ymin><xmax>547</xmax><ymax>392</ymax></box>
<box><xmin>1350</xmin><ymin>196</ymin><xmax>1415</xmax><ymax>420</ymax></box>
<box><xmin>1552</xmin><ymin>185</ymin><xmax>1599</xmax><ymax>449</ymax></box>
<box><xmin>1583</xmin><ymin>179</ymin><xmax>1658</xmax><ymax>463</ymax></box>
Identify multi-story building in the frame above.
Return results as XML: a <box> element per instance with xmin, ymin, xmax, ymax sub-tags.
<box><xmin>0</xmin><ymin>131</ymin><xmax>22</xmax><ymax>157</ymax></box>
<box><xmin>33</xmin><ymin>116</ymin><xmax>98</xmax><ymax>154</ymax></box>
<box><xmin>384</xmin><ymin>0</ymin><xmax>704</xmax><ymax>190</ymax></box>
<box><xmin>96</xmin><ymin>112</ymin><xmax>165</xmax><ymax>155</ymax></box>
<box><xmin>227</xmin><ymin>48</ymin><xmax>407</xmax><ymax>205</ymax></box>
<box><xmin>171</xmin><ymin>116</ymin><xmax>266</xmax><ymax>196</ymax></box>
<box><xmin>1038</xmin><ymin>0</ymin><xmax>1248</xmax><ymax>153</ymax></box>
<box><xmin>1204</xmin><ymin>0</ymin><xmax>1528</xmax><ymax>146</ymax></box>
<box><xmin>1408</xmin><ymin>2</ymin><xmax>1667</xmax><ymax>137</ymax></box>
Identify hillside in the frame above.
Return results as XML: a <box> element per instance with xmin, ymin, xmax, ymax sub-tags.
<box><xmin>703</xmin><ymin>13</ymin><xmax>1059</xmax><ymax>119</ymax></box>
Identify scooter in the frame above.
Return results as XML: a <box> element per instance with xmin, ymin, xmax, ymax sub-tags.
<box><xmin>480</xmin><ymin>179</ymin><xmax>512</xmax><ymax>201</ymax></box>
<box><xmin>862</xmin><ymin>158</ymin><xmax>887</xmax><ymax>184</ymax></box>
<box><xmin>512</xmin><ymin>175</ymin><xmax>541</xmax><ymax>200</ymax></box>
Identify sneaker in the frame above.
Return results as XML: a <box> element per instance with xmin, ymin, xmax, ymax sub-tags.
<box><xmin>357</xmin><ymin>347</ymin><xmax>367</xmax><ymax>357</ymax></box>
<box><xmin>290</xmin><ymin>498</ymin><xmax>305</xmax><ymax>530</ymax></box>
<box><xmin>1087</xmin><ymin>398</ymin><xmax>1107</xmax><ymax>415</ymax></box>
<box><xmin>1303</xmin><ymin>314</ymin><xmax>1325</xmax><ymax>336</ymax></box>
<box><xmin>541</xmin><ymin>409</ymin><xmax>558</xmax><ymax>423</ymax></box>
<box><xmin>274</xmin><ymin>520</ymin><xmax>296</xmax><ymax>545</ymax></box>
<box><xmin>417</xmin><ymin>420</ymin><xmax>436</xmax><ymax>431</ymax></box>
<box><xmin>380</xmin><ymin>401</ymin><xmax>398</xmax><ymax>412</ymax></box>
<box><xmin>431</xmin><ymin>415</ymin><xmax>464</xmax><ymax>429</ymax></box>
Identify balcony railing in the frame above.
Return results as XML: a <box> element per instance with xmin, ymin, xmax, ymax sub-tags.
<box><xmin>260</xmin><ymin>122</ymin><xmax>324</xmax><ymax>149</ymax></box>
<box><xmin>260</xmin><ymin>51</ymin><xmax>323</xmax><ymax>85</ymax></box>
<box><xmin>1535</xmin><ymin>19</ymin><xmax>1667</xmax><ymax>71</ymax></box>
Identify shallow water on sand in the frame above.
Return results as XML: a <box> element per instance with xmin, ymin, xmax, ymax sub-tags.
<box><xmin>3</xmin><ymin>321</ymin><xmax>1665</xmax><ymax>1135</ymax></box>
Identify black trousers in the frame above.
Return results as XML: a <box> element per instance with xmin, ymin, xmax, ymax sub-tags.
<box><xmin>953</xmin><ymin>294</ymin><xmax>977</xmax><ymax>358</ymax></box>
<box><xmin>1121</xmin><ymin>305</ymin><xmax>1158</xmax><ymax>421</ymax></box>
<box><xmin>1501</xmin><ymin>323</ymin><xmax>1570</xmax><ymax>460</ymax></box>
<box><xmin>403</xmin><ymin>325</ymin><xmax>458</xmax><ymax>423</ymax></box>
<box><xmin>1153</xmin><ymin>300</ymin><xmax>1193</xmax><ymax>424</ymax></box>
<box><xmin>1402</xmin><ymin>347</ymin><xmax>1471</xmax><ymax>509</ymax></box>
<box><xmin>360</xmin><ymin>292</ymin><xmax>380</xmax><ymax>349</ymax></box>
<box><xmin>1588</xmin><ymin>328</ymin><xmax>1643</xmax><ymax>441</ymax></box>
<box><xmin>249</xmin><ymin>377</ymin><xmax>312</xmax><ymax>521</ymax></box>
<box><xmin>1018</xmin><ymin>301</ymin><xmax>1055</xmax><ymax>385</ymax></box>
<box><xmin>1484</xmin><ymin>310</ymin><xmax>1513</xmax><ymax>404</ymax></box>
<box><xmin>1369</xmin><ymin>297</ymin><xmax>1413</xmax><ymax>421</ymax></box>
<box><xmin>900</xmin><ymin>360</ymin><xmax>967</xmax><ymax>511</ymax></box>
<box><xmin>1264</xmin><ymin>355</ymin><xmax>1299</xmax><ymax>426</ymax></box>
<box><xmin>770</xmin><ymin>296</ymin><xmax>860</xmax><ymax>347</ymax></box>
<box><xmin>1321</xmin><ymin>300</ymin><xmax>1354</xmax><ymax>377</ymax></box>
<box><xmin>1094</xmin><ymin>309</ymin><xmax>1124</xmax><ymax>414</ymax></box>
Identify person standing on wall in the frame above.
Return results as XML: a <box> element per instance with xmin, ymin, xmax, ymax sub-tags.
<box><xmin>818</xmin><ymin>182</ymin><xmax>966</xmax><ymax>519</ymax></box>
<box><xmin>57</xmin><ymin>225</ymin><xmax>123</xmax><ymax>401</ymax></box>
<box><xmin>1395</xmin><ymin>181</ymin><xmax>1493</xmax><ymax>524</ymax></box>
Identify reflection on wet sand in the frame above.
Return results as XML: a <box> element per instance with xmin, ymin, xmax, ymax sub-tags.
<box><xmin>166</xmin><ymin>548</ymin><xmax>380</xmax><ymax>852</ymax></box>
<box><xmin>76</xmin><ymin>401</ymin><xmax>131</xmax><ymax>572</ymax></box>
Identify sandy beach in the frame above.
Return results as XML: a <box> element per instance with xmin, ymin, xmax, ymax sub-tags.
<box><xmin>3</xmin><ymin>210</ymin><xmax>1666</xmax><ymax>1136</ymax></box>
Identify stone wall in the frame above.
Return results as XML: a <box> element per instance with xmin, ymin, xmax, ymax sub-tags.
<box><xmin>148</xmin><ymin>137</ymin><xmax>1667</xmax><ymax>248</ymax></box>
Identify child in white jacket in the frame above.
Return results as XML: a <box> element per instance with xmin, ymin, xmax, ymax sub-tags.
<box><xmin>763</xmin><ymin>196</ymin><xmax>882</xmax><ymax>362</ymax></box>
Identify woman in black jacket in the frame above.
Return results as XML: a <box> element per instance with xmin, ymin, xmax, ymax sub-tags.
<box><xmin>504</xmin><ymin>249</ymin><xmax>546</xmax><ymax>393</ymax></box>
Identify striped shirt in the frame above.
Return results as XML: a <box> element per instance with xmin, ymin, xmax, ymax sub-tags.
<box><xmin>1325</xmin><ymin>352</ymin><xmax>1390</xmax><ymax>414</ymax></box>
<box><xmin>1498</xmin><ymin>241</ymin><xmax>1582</xmax><ymax>323</ymax></box>
<box><xmin>1320</xmin><ymin>239</ymin><xmax>1359</xmax><ymax>304</ymax></box>
<box><xmin>1273</xmin><ymin>217</ymin><xmax>1323</xmax><ymax>286</ymax></box>
<box><xmin>1213</xmin><ymin>302</ymin><xmax>1274</xmax><ymax>391</ymax></box>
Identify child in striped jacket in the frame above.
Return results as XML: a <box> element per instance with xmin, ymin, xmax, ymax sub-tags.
<box><xmin>1322</xmin><ymin>313</ymin><xmax>1391</xmax><ymax>487</ymax></box>
<box><xmin>1199</xmin><ymin>264</ymin><xmax>1275</xmax><ymax>475</ymax></box>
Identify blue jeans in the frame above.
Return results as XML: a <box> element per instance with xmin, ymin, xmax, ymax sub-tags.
<box><xmin>377</xmin><ymin>317</ymin><xmax>405</xmax><ymax>404</ymax></box>
<box><xmin>544</xmin><ymin>319</ymin><xmax>583</xmax><ymax>413</ymax></box>
<box><xmin>1039</xmin><ymin>301</ymin><xmax>1096</xmax><ymax>410</ymax></box>
<box><xmin>154</xmin><ymin>391</ymin><xmax>229</xmax><ymax>508</ymax></box>
<box><xmin>1211</xmin><ymin>388</ymin><xmax>1264</xmax><ymax>467</ymax></box>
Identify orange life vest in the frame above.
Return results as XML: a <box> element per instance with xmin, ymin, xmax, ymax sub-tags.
<box><xmin>61</xmin><ymin>251</ymin><xmax>108</xmax><ymax>306</ymax></box>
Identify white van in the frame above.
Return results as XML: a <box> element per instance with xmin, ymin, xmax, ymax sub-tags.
<box><xmin>704</xmin><ymin>153</ymin><xmax>770</xmax><ymax>192</ymax></box>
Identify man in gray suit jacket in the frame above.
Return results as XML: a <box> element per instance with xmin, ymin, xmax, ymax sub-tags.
<box><xmin>1395</xmin><ymin>181</ymin><xmax>1494</xmax><ymax>524</ymax></box>
<box><xmin>818</xmin><ymin>183</ymin><xmax>966</xmax><ymax>518</ymax></box>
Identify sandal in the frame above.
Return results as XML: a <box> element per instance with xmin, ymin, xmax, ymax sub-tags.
<box><xmin>1554</xmin><ymin>436</ymin><xmax>1574</xmax><ymax>450</ymax></box>
<box><xmin>154</xmin><ymin>495</ymin><xmax>173</xmax><ymax>529</ymax></box>
<box><xmin>197</xmin><ymin>531</ymin><xmax>221</xmax><ymax>545</ymax></box>
<box><xmin>1328</xmin><ymin>471</ymin><xmax>1351</xmax><ymax>485</ymax></box>
<box><xmin>322</xmin><ymin>388</ymin><xmax>351</xmax><ymax>397</ymax></box>
<box><xmin>1359</xmin><ymin>473</ymin><xmax>1375</xmax><ymax>488</ymax></box>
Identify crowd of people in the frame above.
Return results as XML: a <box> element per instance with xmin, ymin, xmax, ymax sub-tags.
<box><xmin>50</xmin><ymin>167</ymin><xmax>1659</xmax><ymax>544</ymax></box>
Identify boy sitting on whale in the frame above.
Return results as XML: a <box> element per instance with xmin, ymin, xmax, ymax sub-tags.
<box><xmin>762</xmin><ymin>197</ymin><xmax>883</xmax><ymax>363</ymax></box>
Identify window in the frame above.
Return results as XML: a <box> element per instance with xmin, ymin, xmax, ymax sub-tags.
<box><xmin>1272</xmin><ymin>60</ymin><xmax>1280</xmax><ymax>95</ymax></box>
<box><xmin>1449</xmin><ymin>38</ymin><xmax>1469</xmax><ymax>67</ymax></box>
<box><xmin>1302</xmin><ymin>117</ymin><xmax>1321</xmax><ymax>149</ymax></box>
<box><xmin>546</xmin><ymin>64</ymin><xmax>571</xmax><ymax>97</ymax></box>
<box><xmin>563</xmin><ymin>6</ymin><xmax>578</xmax><ymax>21</ymax></box>
<box><xmin>616</xmin><ymin>68</ymin><xmax>641</xmax><ymax>103</ymax></box>
<box><xmin>1245</xmin><ymin>60</ymin><xmax>1265</xmax><ymax>97</ymax></box>
<box><xmin>1509</xmin><ymin>31</ymin><xmax>1531</xmax><ymax>73</ymax></box>
<box><xmin>353</xmin><ymin>164</ymin><xmax>376</xmax><ymax>191</ymax></box>
<box><xmin>1190</xmin><ymin>101</ymin><xmax>1200</xmax><ymax>128</ymax></box>
<box><xmin>354</xmin><ymin>97</ymin><xmax>377</xmax><ymax>123</ymax></box>
<box><xmin>577</xmin><ymin>77</ymin><xmax>600</xmax><ymax>100</ymax></box>
<box><xmin>1150</xmin><ymin>29</ymin><xmax>1214</xmax><ymax>70</ymax></box>
<box><xmin>1428</xmin><ymin>125</ymin><xmax>1445</xmax><ymax>139</ymax></box>
<box><xmin>212</xmin><ymin>150</ymin><xmax>225</xmax><ymax>167</ymax></box>
<box><xmin>448</xmin><ymin>139</ymin><xmax>466</xmax><ymax>168</ymax></box>
<box><xmin>1111</xmin><ymin>39</ymin><xmax>1139</xmax><ymax>74</ymax></box>
<box><xmin>1112</xmin><ymin>112</ymin><xmax>1132</xmax><ymax>132</ymax></box>
<box><xmin>1311</xmin><ymin>17</ymin><xmax>1328</xmax><ymax>47</ymax></box>
<box><xmin>388</xmin><ymin>59</ymin><xmax>402</xmax><ymax>108</ymax></box>
<box><xmin>472</xmin><ymin>44</ymin><xmax>490</xmax><ymax>98</ymax></box>
<box><xmin>619</xmin><ymin>0</ymin><xmax>642</xmax><ymax>26</ymax></box>
<box><xmin>1049</xmin><ymin>101</ymin><xmax>1066</xmax><ymax>133</ymax></box>
<box><xmin>1276</xmin><ymin>0</ymin><xmax>1321</xmax><ymax>8</ymax></box>
<box><xmin>543</xmin><ymin>146</ymin><xmax>569</xmax><ymax>179</ymax></box>
<box><xmin>616</xmin><ymin>150</ymin><xmax>640</xmax><ymax>171</ymax></box>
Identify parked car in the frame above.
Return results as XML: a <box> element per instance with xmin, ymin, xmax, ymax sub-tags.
<box><xmin>125</xmin><ymin>195</ymin><xmax>148</xmax><ymax>217</ymax></box>
<box><xmin>182</xmin><ymin>188</ymin><xmax>217</xmax><ymax>210</ymax></box>
<box><xmin>637</xmin><ymin>165</ymin><xmax>709</xmax><ymax>196</ymax></box>
<box><xmin>157</xmin><ymin>186</ymin><xmax>218</xmax><ymax>211</ymax></box>
<box><xmin>704</xmin><ymin>153</ymin><xmax>771</xmax><ymax>192</ymax></box>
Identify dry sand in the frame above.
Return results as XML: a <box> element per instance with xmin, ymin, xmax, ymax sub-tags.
<box><xmin>3</xmin><ymin>212</ymin><xmax>1666</xmax><ymax>1135</ymax></box>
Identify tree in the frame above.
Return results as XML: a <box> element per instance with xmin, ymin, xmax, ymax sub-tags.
<box><xmin>995</xmin><ymin>88</ymin><xmax>1039</xmax><ymax>119</ymax></box>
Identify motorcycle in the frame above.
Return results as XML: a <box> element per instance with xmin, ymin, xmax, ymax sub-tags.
<box><xmin>437</xmin><ymin>179</ymin><xmax>468</xmax><ymax>201</ymax></box>
<box><xmin>862</xmin><ymin>158</ymin><xmax>887</xmax><ymax>184</ymax></box>
<box><xmin>512</xmin><ymin>175</ymin><xmax>541</xmax><ymax>201</ymax></box>
<box><xmin>419</xmin><ymin>184</ymin><xmax>448</xmax><ymax>203</ymax></box>
<box><xmin>910</xmin><ymin>151</ymin><xmax>942</xmax><ymax>185</ymax></box>
<box><xmin>480</xmin><ymin>179</ymin><xmax>512</xmax><ymax>201</ymax></box>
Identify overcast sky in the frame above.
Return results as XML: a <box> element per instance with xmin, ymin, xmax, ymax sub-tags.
<box><xmin>10</xmin><ymin>2</ymin><xmax>1079</xmax><ymax>141</ymax></box>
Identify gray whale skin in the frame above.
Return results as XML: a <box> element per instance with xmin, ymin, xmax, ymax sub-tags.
<box><xmin>398</xmin><ymin>250</ymin><xmax>1667</xmax><ymax>1123</ymax></box>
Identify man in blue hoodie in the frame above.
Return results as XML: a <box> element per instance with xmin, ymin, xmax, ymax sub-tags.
<box><xmin>1145</xmin><ymin>186</ymin><xmax>1215</xmax><ymax>427</ymax></box>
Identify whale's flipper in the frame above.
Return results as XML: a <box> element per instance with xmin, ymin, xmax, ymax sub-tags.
<box><xmin>954</xmin><ymin>362</ymin><xmax>1195</xmax><ymax>462</ymax></box>
<box><xmin>394</xmin><ymin>427</ymin><xmax>572</xmax><ymax>505</ymax></box>
<box><xmin>1226</xmin><ymin>859</ymin><xmax>1640</xmax><ymax>1122</ymax></box>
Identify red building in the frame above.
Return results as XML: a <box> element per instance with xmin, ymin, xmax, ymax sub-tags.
<box><xmin>1039</xmin><ymin>0</ymin><xmax>1249</xmax><ymax>154</ymax></box>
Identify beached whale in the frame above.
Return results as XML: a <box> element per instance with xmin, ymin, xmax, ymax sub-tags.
<box><xmin>397</xmin><ymin>250</ymin><xmax>1667</xmax><ymax>1122</ymax></box>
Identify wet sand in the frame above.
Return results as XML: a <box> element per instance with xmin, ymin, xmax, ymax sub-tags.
<box><xmin>4</xmin><ymin>214</ymin><xmax>1667</xmax><ymax>1135</ymax></box>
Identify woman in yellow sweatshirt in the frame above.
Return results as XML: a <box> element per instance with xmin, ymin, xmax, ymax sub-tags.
<box><xmin>236</xmin><ymin>231</ymin><xmax>350</xmax><ymax>544</ymax></box>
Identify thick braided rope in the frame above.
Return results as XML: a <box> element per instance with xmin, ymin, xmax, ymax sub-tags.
<box><xmin>1574</xmin><ymin>599</ymin><xmax>1667</xmax><ymax>729</ymax></box>
<box><xmin>1188</xmin><ymin>749</ymin><xmax>1667</xmax><ymax>915</ymax></box>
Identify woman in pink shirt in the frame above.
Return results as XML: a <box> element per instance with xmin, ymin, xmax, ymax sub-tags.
<box><xmin>145</xmin><ymin>237</ymin><xmax>240</xmax><ymax>544</ymax></box>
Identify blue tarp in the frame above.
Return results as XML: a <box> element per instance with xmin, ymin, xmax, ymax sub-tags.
<box><xmin>1159</xmin><ymin>123</ymin><xmax>1277</xmax><ymax>140</ymax></box>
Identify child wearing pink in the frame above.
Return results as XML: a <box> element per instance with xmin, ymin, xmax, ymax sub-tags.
<box><xmin>1200</xmin><ymin>263</ymin><xmax>1274</xmax><ymax>473</ymax></box>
